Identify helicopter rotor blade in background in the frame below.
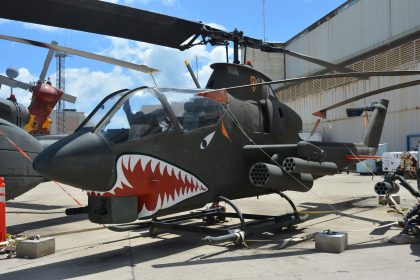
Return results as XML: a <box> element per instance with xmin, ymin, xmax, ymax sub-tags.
<box><xmin>0</xmin><ymin>0</ymin><xmax>357</xmax><ymax>73</ymax></box>
<box><xmin>312</xmin><ymin>79</ymin><xmax>420</xmax><ymax>118</ymax></box>
<box><xmin>60</xmin><ymin>93</ymin><xmax>77</xmax><ymax>104</ymax></box>
<box><xmin>0</xmin><ymin>34</ymin><xmax>158</xmax><ymax>74</ymax></box>
<box><xmin>0</xmin><ymin>74</ymin><xmax>32</xmax><ymax>90</ymax></box>
<box><xmin>38</xmin><ymin>41</ymin><xmax>57</xmax><ymax>83</ymax></box>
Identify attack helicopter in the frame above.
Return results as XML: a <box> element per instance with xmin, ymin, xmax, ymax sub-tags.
<box><xmin>2</xmin><ymin>0</ymin><xmax>420</xmax><ymax>244</ymax></box>
<box><xmin>0</xmin><ymin>34</ymin><xmax>157</xmax><ymax>200</ymax></box>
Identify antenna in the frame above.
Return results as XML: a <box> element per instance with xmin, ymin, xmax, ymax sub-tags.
<box><xmin>262</xmin><ymin>0</ymin><xmax>266</xmax><ymax>42</ymax></box>
<box><xmin>195</xmin><ymin>56</ymin><xmax>199</xmax><ymax>82</ymax></box>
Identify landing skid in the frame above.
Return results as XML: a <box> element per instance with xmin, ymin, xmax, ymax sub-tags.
<box><xmin>109</xmin><ymin>192</ymin><xmax>308</xmax><ymax>246</ymax></box>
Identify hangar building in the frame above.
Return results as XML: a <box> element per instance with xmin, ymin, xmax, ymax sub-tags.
<box><xmin>246</xmin><ymin>0</ymin><xmax>420</xmax><ymax>151</ymax></box>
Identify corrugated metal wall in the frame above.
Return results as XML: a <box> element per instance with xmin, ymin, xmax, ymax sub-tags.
<box><xmin>275</xmin><ymin>0</ymin><xmax>420</xmax><ymax>152</ymax></box>
<box><xmin>280</xmin><ymin>39</ymin><xmax>420</xmax><ymax>102</ymax></box>
<box><xmin>285</xmin><ymin>0</ymin><xmax>420</xmax><ymax>78</ymax></box>
<box><xmin>285</xmin><ymin>60</ymin><xmax>420</xmax><ymax>151</ymax></box>
<box><xmin>241</xmin><ymin>47</ymin><xmax>284</xmax><ymax>82</ymax></box>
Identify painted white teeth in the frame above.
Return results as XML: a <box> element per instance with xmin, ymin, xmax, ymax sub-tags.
<box><xmin>172</xmin><ymin>167</ymin><xmax>180</xmax><ymax>179</ymax></box>
<box><xmin>140</xmin><ymin>156</ymin><xmax>151</xmax><ymax>171</ymax></box>
<box><xmin>180</xmin><ymin>171</ymin><xmax>186</xmax><ymax>183</ymax></box>
<box><xmin>112</xmin><ymin>154</ymin><xmax>211</xmax><ymax>218</ymax></box>
<box><xmin>168</xmin><ymin>194</ymin><xmax>174</xmax><ymax>207</ymax></box>
<box><xmin>116</xmin><ymin>157</ymin><xmax>132</xmax><ymax>188</ymax></box>
<box><xmin>131</xmin><ymin>155</ymin><xmax>141</xmax><ymax>171</ymax></box>
<box><xmin>186</xmin><ymin>174</ymin><xmax>192</xmax><ymax>184</ymax></box>
<box><xmin>162</xmin><ymin>193</ymin><xmax>168</xmax><ymax>208</ymax></box>
<box><xmin>156</xmin><ymin>194</ymin><xmax>162</xmax><ymax>210</ymax></box>
<box><xmin>150</xmin><ymin>158</ymin><xmax>159</xmax><ymax>173</ymax></box>
<box><xmin>166</xmin><ymin>165</ymin><xmax>174</xmax><ymax>177</ymax></box>
<box><xmin>159</xmin><ymin>161</ymin><xmax>167</xmax><ymax>176</ymax></box>
<box><xmin>123</xmin><ymin>156</ymin><xmax>130</xmax><ymax>170</ymax></box>
<box><xmin>139</xmin><ymin>204</ymin><xmax>154</xmax><ymax>217</ymax></box>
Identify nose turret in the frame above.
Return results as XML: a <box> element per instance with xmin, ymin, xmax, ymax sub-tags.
<box><xmin>33</xmin><ymin>131</ymin><xmax>114</xmax><ymax>191</ymax></box>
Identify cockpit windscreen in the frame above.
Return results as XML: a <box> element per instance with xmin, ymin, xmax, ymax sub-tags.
<box><xmin>88</xmin><ymin>87</ymin><xmax>223</xmax><ymax>145</ymax></box>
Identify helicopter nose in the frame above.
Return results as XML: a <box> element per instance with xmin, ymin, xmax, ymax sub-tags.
<box><xmin>33</xmin><ymin>131</ymin><xmax>114</xmax><ymax>192</ymax></box>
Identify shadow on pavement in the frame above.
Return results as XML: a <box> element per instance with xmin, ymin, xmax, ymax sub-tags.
<box><xmin>6</xmin><ymin>201</ymin><xmax>64</xmax><ymax>211</ymax></box>
<box><xmin>7</xmin><ymin>214</ymin><xmax>88</xmax><ymax>234</ymax></box>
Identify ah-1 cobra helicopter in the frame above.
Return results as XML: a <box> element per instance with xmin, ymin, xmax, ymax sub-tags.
<box><xmin>2</xmin><ymin>0</ymin><xmax>420</xmax><ymax>244</ymax></box>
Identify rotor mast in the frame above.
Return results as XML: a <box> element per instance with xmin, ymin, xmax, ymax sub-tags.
<box><xmin>232</xmin><ymin>29</ymin><xmax>241</xmax><ymax>64</ymax></box>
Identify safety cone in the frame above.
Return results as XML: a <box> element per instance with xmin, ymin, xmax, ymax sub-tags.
<box><xmin>0</xmin><ymin>177</ymin><xmax>5</xmax><ymax>242</ymax></box>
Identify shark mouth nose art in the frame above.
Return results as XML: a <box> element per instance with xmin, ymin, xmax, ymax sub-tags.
<box><xmin>87</xmin><ymin>154</ymin><xmax>208</xmax><ymax>218</ymax></box>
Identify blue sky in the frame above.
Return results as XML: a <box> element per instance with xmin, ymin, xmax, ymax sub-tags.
<box><xmin>0</xmin><ymin>0</ymin><xmax>346</xmax><ymax>112</ymax></box>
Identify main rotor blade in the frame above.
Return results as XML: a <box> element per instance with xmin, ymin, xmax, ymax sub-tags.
<box><xmin>0</xmin><ymin>0</ymin><xmax>205</xmax><ymax>49</ymax></box>
<box><xmin>217</xmin><ymin>71</ymin><xmax>420</xmax><ymax>92</ymax></box>
<box><xmin>0</xmin><ymin>34</ymin><xmax>158</xmax><ymax>73</ymax></box>
<box><xmin>312</xmin><ymin>79</ymin><xmax>420</xmax><ymax>118</ymax></box>
<box><xmin>0</xmin><ymin>0</ymin><xmax>355</xmax><ymax>73</ymax></box>
<box><xmin>283</xmin><ymin>49</ymin><xmax>352</xmax><ymax>73</ymax></box>
<box><xmin>259</xmin><ymin>43</ymin><xmax>352</xmax><ymax>73</ymax></box>
<box><xmin>0</xmin><ymin>74</ymin><xmax>32</xmax><ymax>90</ymax></box>
<box><xmin>39</xmin><ymin>41</ymin><xmax>57</xmax><ymax>83</ymax></box>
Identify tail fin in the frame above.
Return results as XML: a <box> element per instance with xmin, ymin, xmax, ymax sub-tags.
<box><xmin>361</xmin><ymin>99</ymin><xmax>389</xmax><ymax>148</ymax></box>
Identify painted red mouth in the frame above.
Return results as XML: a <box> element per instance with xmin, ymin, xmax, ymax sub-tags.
<box><xmin>88</xmin><ymin>154</ymin><xmax>208</xmax><ymax>218</ymax></box>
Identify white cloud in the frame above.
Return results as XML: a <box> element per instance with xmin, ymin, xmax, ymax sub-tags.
<box><xmin>63</xmin><ymin>67</ymin><xmax>136</xmax><ymax>113</ymax></box>
<box><xmin>1</xmin><ymin>66</ymin><xmax>135</xmax><ymax>114</ymax></box>
<box><xmin>0</xmin><ymin>67</ymin><xmax>37</xmax><ymax>107</ymax></box>
<box><xmin>99</xmin><ymin>37</ymin><xmax>232</xmax><ymax>89</ymax></box>
<box><xmin>22</xmin><ymin>23</ymin><xmax>60</xmax><ymax>32</ymax></box>
<box><xmin>1</xmin><ymin>36</ymin><xmax>233</xmax><ymax>117</ymax></box>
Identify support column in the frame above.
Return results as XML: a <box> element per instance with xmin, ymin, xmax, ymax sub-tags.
<box><xmin>0</xmin><ymin>177</ymin><xmax>6</xmax><ymax>242</ymax></box>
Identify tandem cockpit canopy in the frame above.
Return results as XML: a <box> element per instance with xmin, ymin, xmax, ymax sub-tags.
<box><xmin>77</xmin><ymin>87</ymin><xmax>223</xmax><ymax>144</ymax></box>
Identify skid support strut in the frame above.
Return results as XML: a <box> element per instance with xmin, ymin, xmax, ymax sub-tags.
<box><xmin>109</xmin><ymin>194</ymin><xmax>307</xmax><ymax>246</ymax></box>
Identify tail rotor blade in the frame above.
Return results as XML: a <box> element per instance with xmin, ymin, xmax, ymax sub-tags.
<box><xmin>38</xmin><ymin>41</ymin><xmax>57</xmax><ymax>83</ymax></box>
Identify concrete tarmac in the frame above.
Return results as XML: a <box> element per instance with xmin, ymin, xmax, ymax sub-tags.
<box><xmin>1</xmin><ymin>174</ymin><xmax>419</xmax><ymax>280</ymax></box>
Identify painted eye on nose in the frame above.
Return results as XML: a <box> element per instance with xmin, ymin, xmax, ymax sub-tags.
<box><xmin>200</xmin><ymin>131</ymin><xmax>215</xmax><ymax>149</ymax></box>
